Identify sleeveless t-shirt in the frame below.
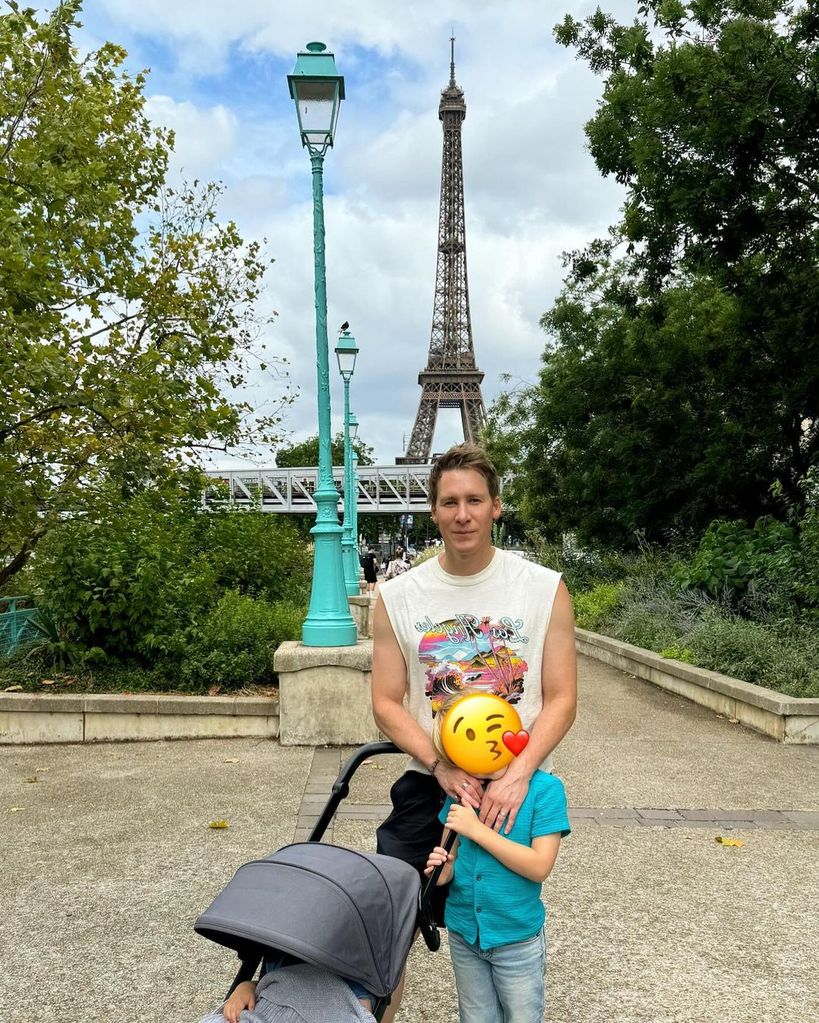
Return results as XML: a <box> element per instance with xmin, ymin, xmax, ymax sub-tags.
<box><xmin>379</xmin><ymin>548</ymin><xmax>562</xmax><ymax>774</ymax></box>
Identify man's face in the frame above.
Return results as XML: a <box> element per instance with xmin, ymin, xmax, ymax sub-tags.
<box><xmin>431</xmin><ymin>468</ymin><xmax>500</xmax><ymax>558</ymax></box>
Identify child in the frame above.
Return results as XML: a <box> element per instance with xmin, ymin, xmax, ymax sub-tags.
<box><xmin>203</xmin><ymin>960</ymin><xmax>375</xmax><ymax>1023</ymax></box>
<box><xmin>425</xmin><ymin>692</ymin><xmax>571</xmax><ymax>1023</ymax></box>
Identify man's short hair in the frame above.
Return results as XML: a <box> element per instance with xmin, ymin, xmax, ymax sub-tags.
<box><xmin>428</xmin><ymin>443</ymin><xmax>500</xmax><ymax>508</ymax></box>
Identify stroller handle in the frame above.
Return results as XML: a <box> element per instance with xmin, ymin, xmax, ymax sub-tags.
<box><xmin>306</xmin><ymin>741</ymin><xmax>402</xmax><ymax>843</ymax></box>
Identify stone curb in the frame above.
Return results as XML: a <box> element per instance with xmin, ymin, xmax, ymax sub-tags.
<box><xmin>576</xmin><ymin>628</ymin><xmax>819</xmax><ymax>744</ymax></box>
<box><xmin>0</xmin><ymin>690</ymin><xmax>279</xmax><ymax>745</ymax></box>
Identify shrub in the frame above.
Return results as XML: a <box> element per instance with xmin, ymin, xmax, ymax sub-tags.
<box><xmin>573</xmin><ymin>583</ymin><xmax>623</xmax><ymax>631</ymax></box>
<box><xmin>29</xmin><ymin>487</ymin><xmax>313</xmax><ymax>665</ymax></box>
<box><xmin>178</xmin><ymin>591</ymin><xmax>304</xmax><ymax>691</ymax></box>
<box><xmin>674</xmin><ymin>517</ymin><xmax>804</xmax><ymax>605</ymax></box>
<box><xmin>200</xmin><ymin>511</ymin><xmax>312</xmax><ymax>605</ymax></box>
<box><xmin>685</xmin><ymin>611</ymin><xmax>819</xmax><ymax>699</ymax></box>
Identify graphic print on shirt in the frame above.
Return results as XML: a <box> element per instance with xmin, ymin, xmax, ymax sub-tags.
<box><xmin>414</xmin><ymin>613</ymin><xmax>529</xmax><ymax>713</ymax></box>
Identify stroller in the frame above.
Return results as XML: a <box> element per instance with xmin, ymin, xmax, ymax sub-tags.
<box><xmin>194</xmin><ymin>742</ymin><xmax>453</xmax><ymax>1022</ymax></box>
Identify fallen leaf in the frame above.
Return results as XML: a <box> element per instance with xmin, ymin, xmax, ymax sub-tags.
<box><xmin>208</xmin><ymin>819</ymin><xmax>230</xmax><ymax>829</ymax></box>
<box><xmin>715</xmin><ymin>836</ymin><xmax>744</xmax><ymax>847</ymax></box>
<box><xmin>24</xmin><ymin>776</ymin><xmax>38</xmax><ymax>784</ymax></box>
<box><xmin>9</xmin><ymin>807</ymin><xmax>24</xmax><ymax>813</ymax></box>
<box><xmin>223</xmin><ymin>758</ymin><xmax>239</xmax><ymax>764</ymax></box>
<box><xmin>40</xmin><ymin>679</ymin><xmax>55</xmax><ymax>686</ymax></box>
<box><xmin>4</xmin><ymin>685</ymin><xmax>23</xmax><ymax>692</ymax></box>
<box><xmin>727</xmin><ymin>718</ymin><xmax>739</xmax><ymax>724</ymax></box>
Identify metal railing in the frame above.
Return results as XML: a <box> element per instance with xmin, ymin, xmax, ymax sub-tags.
<box><xmin>0</xmin><ymin>596</ymin><xmax>40</xmax><ymax>657</ymax></box>
<box><xmin>202</xmin><ymin>464</ymin><xmax>438</xmax><ymax>514</ymax></box>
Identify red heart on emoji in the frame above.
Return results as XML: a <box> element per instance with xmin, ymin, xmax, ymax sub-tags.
<box><xmin>502</xmin><ymin>730</ymin><xmax>529</xmax><ymax>757</ymax></box>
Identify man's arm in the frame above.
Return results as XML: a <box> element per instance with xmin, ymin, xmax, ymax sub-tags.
<box><xmin>480</xmin><ymin>579</ymin><xmax>577</xmax><ymax>832</ymax></box>
<box><xmin>371</xmin><ymin>596</ymin><xmax>482</xmax><ymax>807</ymax></box>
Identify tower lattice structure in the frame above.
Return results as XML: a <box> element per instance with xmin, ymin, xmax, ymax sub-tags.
<box><xmin>398</xmin><ymin>39</ymin><xmax>486</xmax><ymax>464</ymax></box>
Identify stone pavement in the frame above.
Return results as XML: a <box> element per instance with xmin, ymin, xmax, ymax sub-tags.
<box><xmin>1</xmin><ymin>654</ymin><xmax>817</xmax><ymax>1023</ymax></box>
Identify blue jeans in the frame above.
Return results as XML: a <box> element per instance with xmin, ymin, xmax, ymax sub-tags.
<box><xmin>448</xmin><ymin>927</ymin><xmax>547</xmax><ymax>1023</ymax></box>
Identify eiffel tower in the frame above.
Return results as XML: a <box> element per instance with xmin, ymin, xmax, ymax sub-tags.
<box><xmin>397</xmin><ymin>37</ymin><xmax>486</xmax><ymax>464</ymax></box>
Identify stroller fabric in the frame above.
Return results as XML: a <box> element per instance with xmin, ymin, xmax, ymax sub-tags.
<box><xmin>199</xmin><ymin>963</ymin><xmax>376</xmax><ymax>1023</ymax></box>
<box><xmin>195</xmin><ymin>843</ymin><xmax>420</xmax><ymax>999</ymax></box>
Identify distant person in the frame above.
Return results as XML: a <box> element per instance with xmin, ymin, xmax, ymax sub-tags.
<box><xmin>361</xmin><ymin>546</ymin><xmax>378</xmax><ymax>594</ymax></box>
<box><xmin>384</xmin><ymin>547</ymin><xmax>410</xmax><ymax>581</ymax></box>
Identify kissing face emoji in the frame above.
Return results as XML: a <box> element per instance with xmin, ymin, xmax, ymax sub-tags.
<box><xmin>440</xmin><ymin>692</ymin><xmax>526</xmax><ymax>776</ymax></box>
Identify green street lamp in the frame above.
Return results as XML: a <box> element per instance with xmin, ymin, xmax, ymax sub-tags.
<box><xmin>335</xmin><ymin>330</ymin><xmax>360</xmax><ymax>596</ymax></box>
<box><xmin>289</xmin><ymin>42</ymin><xmax>356</xmax><ymax>646</ymax></box>
<box><xmin>351</xmin><ymin>440</ymin><xmax>362</xmax><ymax>593</ymax></box>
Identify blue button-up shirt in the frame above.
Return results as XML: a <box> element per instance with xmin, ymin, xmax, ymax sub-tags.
<box><xmin>439</xmin><ymin>770</ymin><xmax>570</xmax><ymax>951</ymax></box>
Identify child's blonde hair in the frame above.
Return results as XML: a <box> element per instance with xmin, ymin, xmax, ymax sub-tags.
<box><xmin>432</xmin><ymin>691</ymin><xmax>475</xmax><ymax>764</ymax></box>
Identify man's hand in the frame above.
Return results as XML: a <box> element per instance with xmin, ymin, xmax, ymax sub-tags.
<box><xmin>445</xmin><ymin>801</ymin><xmax>486</xmax><ymax>842</ymax></box>
<box><xmin>479</xmin><ymin>768</ymin><xmax>529</xmax><ymax>834</ymax></box>
<box><xmin>434</xmin><ymin>760</ymin><xmax>482</xmax><ymax>809</ymax></box>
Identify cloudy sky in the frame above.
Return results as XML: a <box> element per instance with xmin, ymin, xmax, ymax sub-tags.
<box><xmin>78</xmin><ymin>0</ymin><xmax>637</xmax><ymax>467</ymax></box>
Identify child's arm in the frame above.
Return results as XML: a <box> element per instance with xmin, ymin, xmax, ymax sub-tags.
<box><xmin>445</xmin><ymin>803</ymin><xmax>560</xmax><ymax>883</ymax></box>
<box><xmin>424</xmin><ymin>828</ymin><xmax>459</xmax><ymax>885</ymax></box>
<box><xmin>222</xmin><ymin>980</ymin><xmax>256</xmax><ymax>1023</ymax></box>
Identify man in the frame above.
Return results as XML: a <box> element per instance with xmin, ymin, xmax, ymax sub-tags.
<box><xmin>371</xmin><ymin>443</ymin><xmax>577</xmax><ymax>1020</ymax></box>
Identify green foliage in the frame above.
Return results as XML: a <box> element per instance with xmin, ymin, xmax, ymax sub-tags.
<box><xmin>682</xmin><ymin>612</ymin><xmax>818</xmax><ymax>699</ymax></box>
<box><xmin>200</xmin><ymin>511</ymin><xmax>312</xmax><ymax>605</ymax></box>
<box><xmin>560</xmin><ymin>552</ymin><xmax>819</xmax><ymax>698</ymax></box>
<box><xmin>659</xmin><ymin>644</ymin><xmax>695</xmax><ymax>663</ymax></box>
<box><xmin>180</xmin><ymin>591</ymin><xmax>304</xmax><ymax>690</ymax></box>
<box><xmin>0</xmin><ymin>2</ymin><xmax>292</xmax><ymax>589</ymax></box>
<box><xmin>491</xmin><ymin>0</ymin><xmax>818</xmax><ymax>547</ymax></box>
<box><xmin>28</xmin><ymin>483</ymin><xmax>313</xmax><ymax>683</ymax></box>
<box><xmin>573</xmin><ymin>583</ymin><xmax>623</xmax><ymax>631</ymax></box>
<box><xmin>674</xmin><ymin>518</ymin><xmax>800</xmax><ymax>597</ymax></box>
<box><xmin>275</xmin><ymin>433</ymin><xmax>374</xmax><ymax>467</ymax></box>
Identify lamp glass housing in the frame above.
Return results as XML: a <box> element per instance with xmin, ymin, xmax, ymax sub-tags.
<box><xmin>335</xmin><ymin>332</ymin><xmax>359</xmax><ymax>380</ymax></box>
<box><xmin>288</xmin><ymin>42</ymin><xmax>345</xmax><ymax>152</ymax></box>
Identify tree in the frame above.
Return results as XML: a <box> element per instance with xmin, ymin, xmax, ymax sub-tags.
<box><xmin>275</xmin><ymin>433</ymin><xmax>374</xmax><ymax>468</ymax></box>
<box><xmin>493</xmin><ymin>0</ymin><xmax>819</xmax><ymax>546</ymax></box>
<box><xmin>0</xmin><ymin>1</ymin><xmax>290</xmax><ymax>588</ymax></box>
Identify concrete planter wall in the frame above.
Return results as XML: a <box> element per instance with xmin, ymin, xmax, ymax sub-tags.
<box><xmin>0</xmin><ymin>692</ymin><xmax>278</xmax><ymax>745</ymax></box>
<box><xmin>576</xmin><ymin>628</ymin><xmax>819</xmax><ymax>744</ymax></box>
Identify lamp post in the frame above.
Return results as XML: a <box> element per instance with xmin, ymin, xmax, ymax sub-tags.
<box><xmin>335</xmin><ymin>330</ymin><xmax>359</xmax><ymax>596</ymax></box>
<box><xmin>288</xmin><ymin>42</ymin><xmax>356</xmax><ymax>646</ymax></box>
<box><xmin>349</xmin><ymin>414</ymin><xmax>361</xmax><ymax>591</ymax></box>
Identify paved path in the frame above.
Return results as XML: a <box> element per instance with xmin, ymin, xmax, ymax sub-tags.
<box><xmin>1</xmin><ymin>654</ymin><xmax>817</xmax><ymax>1023</ymax></box>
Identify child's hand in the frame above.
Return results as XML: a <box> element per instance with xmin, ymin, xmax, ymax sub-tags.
<box><xmin>424</xmin><ymin>844</ymin><xmax>454</xmax><ymax>884</ymax></box>
<box><xmin>446</xmin><ymin>801</ymin><xmax>485</xmax><ymax>841</ymax></box>
<box><xmin>222</xmin><ymin>980</ymin><xmax>256</xmax><ymax>1023</ymax></box>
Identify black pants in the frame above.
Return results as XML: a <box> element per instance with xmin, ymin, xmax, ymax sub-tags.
<box><xmin>376</xmin><ymin>770</ymin><xmax>450</xmax><ymax>926</ymax></box>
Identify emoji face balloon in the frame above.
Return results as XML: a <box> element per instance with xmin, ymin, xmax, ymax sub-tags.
<box><xmin>440</xmin><ymin>692</ymin><xmax>529</xmax><ymax>776</ymax></box>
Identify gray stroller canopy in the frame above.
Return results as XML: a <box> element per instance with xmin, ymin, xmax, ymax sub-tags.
<box><xmin>194</xmin><ymin>843</ymin><xmax>421</xmax><ymax>999</ymax></box>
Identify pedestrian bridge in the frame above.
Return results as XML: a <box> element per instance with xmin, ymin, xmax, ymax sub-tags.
<box><xmin>203</xmin><ymin>464</ymin><xmax>438</xmax><ymax>514</ymax></box>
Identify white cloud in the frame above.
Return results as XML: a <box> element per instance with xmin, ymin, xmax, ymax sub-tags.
<box><xmin>82</xmin><ymin>0</ymin><xmax>637</xmax><ymax>463</ymax></box>
<box><xmin>144</xmin><ymin>96</ymin><xmax>239</xmax><ymax>177</ymax></box>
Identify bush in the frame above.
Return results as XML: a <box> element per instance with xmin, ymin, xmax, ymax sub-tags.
<box><xmin>200</xmin><ymin>511</ymin><xmax>312</xmax><ymax>605</ymax></box>
<box><xmin>573</xmin><ymin>583</ymin><xmax>623</xmax><ymax>631</ymax></box>
<box><xmin>179</xmin><ymin>591</ymin><xmax>304</xmax><ymax>691</ymax></box>
<box><xmin>674</xmin><ymin>514</ymin><xmax>816</xmax><ymax>612</ymax></box>
<box><xmin>685</xmin><ymin>611</ymin><xmax>819</xmax><ymax>699</ymax></box>
<box><xmin>29</xmin><ymin>486</ymin><xmax>313</xmax><ymax>666</ymax></box>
